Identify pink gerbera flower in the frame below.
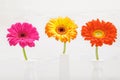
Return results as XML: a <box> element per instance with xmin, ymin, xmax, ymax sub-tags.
<box><xmin>7</xmin><ymin>22</ymin><xmax>39</xmax><ymax>60</ymax></box>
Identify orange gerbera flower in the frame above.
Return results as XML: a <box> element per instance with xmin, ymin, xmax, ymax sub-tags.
<box><xmin>45</xmin><ymin>17</ymin><xmax>78</xmax><ymax>54</ymax></box>
<box><xmin>45</xmin><ymin>17</ymin><xmax>77</xmax><ymax>42</ymax></box>
<box><xmin>81</xmin><ymin>19</ymin><xmax>117</xmax><ymax>60</ymax></box>
<box><xmin>81</xmin><ymin>19</ymin><xmax>117</xmax><ymax>47</ymax></box>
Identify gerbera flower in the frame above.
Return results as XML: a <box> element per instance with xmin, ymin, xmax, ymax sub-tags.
<box><xmin>45</xmin><ymin>17</ymin><xmax>78</xmax><ymax>54</ymax></box>
<box><xmin>7</xmin><ymin>22</ymin><xmax>39</xmax><ymax>60</ymax></box>
<box><xmin>81</xmin><ymin>19</ymin><xmax>117</xmax><ymax>60</ymax></box>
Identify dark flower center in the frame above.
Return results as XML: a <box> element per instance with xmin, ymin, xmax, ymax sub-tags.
<box><xmin>21</xmin><ymin>33</ymin><xmax>26</xmax><ymax>37</ymax></box>
<box><xmin>19</xmin><ymin>33</ymin><xmax>27</xmax><ymax>38</ymax></box>
<box><xmin>56</xmin><ymin>26</ymin><xmax>67</xmax><ymax>35</ymax></box>
<box><xmin>58</xmin><ymin>27</ymin><xmax>65</xmax><ymax>32</ymax></box>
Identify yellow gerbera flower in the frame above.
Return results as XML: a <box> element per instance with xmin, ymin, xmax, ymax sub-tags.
<box><xmin>45</xmin><ymin>17</ymin><xmax>78</xmax><ymax>54</ymax></box>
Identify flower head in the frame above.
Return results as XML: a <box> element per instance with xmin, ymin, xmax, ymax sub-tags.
<box><xmin>7</xmin><ymin>22</ymin><xmax>39</xmax><ymax>48</ymax></box>
<box><xmin>45</xmin><ymin>17</ymin><xmax>78</xmax><ymax>43</ymax></box>
<box><xmin>81</xmin><ymin>19</ymin><xmax>117</xmax><ymax>47</ymax></box>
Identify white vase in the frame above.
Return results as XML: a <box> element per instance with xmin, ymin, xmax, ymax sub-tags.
<box><xmin>59</xmin><ymin>54</ymin><xmax>70</xmax><ymax>80</ymax></box>
<box><xmin>91</xmin><ymin>60</ymin><xmax>104</xmax><ymax>80</ymax></box>
<box><xmin>24</xmin><ymin>59</ymin><xmax>39</xmax><ymax>80</ymax></box>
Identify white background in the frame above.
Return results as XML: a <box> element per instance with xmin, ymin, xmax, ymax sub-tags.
<box><xmin>0</xmin><ymin>0</ymin><xmax>120</xmax><ymax>80</ymax></box>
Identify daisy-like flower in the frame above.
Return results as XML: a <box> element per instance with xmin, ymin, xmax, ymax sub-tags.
<box><xmin>81</xmin><ymin>19</ymin><xmax>117</xmax><ymax>60</ymax></box>
<box><xmin>45</xmin><ymin>17</ymin><xmax>78</xmax><ymax>54</ymax></box>
<box><xmin>7</xmin><ymin>22</ymin><xmax>39</xmax><ymax>60</ymax></box>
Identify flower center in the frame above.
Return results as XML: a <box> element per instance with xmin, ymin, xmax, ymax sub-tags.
<box><xmin>19</xmin><ymin>33</ymin><xmax>26</xmax><ymax>38</ymax></box>
<box><xmin>56</xmin><ymin>26</ymin><xmax>67</xmax><ymax>35</ymax></box>
<box><xmin>93</xmin><ymin>30</ymin><xmax>105</xmax><ymax>38</ymax></box>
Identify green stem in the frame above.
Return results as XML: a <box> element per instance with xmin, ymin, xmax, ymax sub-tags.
<box><xmin>95</xmin><ymin>46</ymin><xmax>99</xmax><ymax>60</ymax></box>
<box><xmin>22</xmin><ymin>48</ymin><xmax>28</xmax><ymax>60</ymax></box>
<box><xmin>63</xmin><ymin>42</ymin><xmax>66</xmax><ymax>54</ymax></box>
